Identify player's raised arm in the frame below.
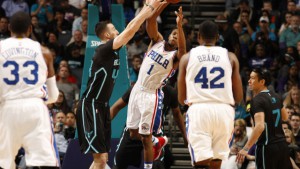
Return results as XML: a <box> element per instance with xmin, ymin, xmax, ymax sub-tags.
<box><xmin>113</xmin><ymin>0</ymin><xmax>162</xmax><ymax>50</ymax></box>
<box><xmin>42</xmin><ymin>46</ymin><xmax>59</xmax><ymax>104</ymax></box>
<box><xmin>229</xmin><ymin>52</ymin><xmax>243</xmax><ymax>104</ymax></box>
<box><xmin>175</xmin><ymin>6</ymin><xmax>186</xmax><ymax>61</ymax></box>
<box><xmin>177</xmin><ymin>52</ymin><xmax>189</xmax><ymax>105</ymax></box>
<box><xmin>146</xmin><ymin>0</ymin><xmax>169</xmax><ymax>44</ymax></box>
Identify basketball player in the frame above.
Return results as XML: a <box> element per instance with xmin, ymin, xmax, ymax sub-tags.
<box><xmin>75</xmin><ymin>0</ymin><xmax>163</xmax><ymax>169</ymax></box>
<box><xmin>126</xmin><ymin>3</ymin><xmax>186</xmax><ymax>169</ymax></box>
<box><xmin>236</xmin><ymin>69</ymin><xmax>292</xmax><ymax>169</ymax></box>
<box><xmin>111</xmin><ymin>85</ymin><xmax>187</xmax><ymax>169</ymax></box>
<box><xmin>177</xmin><ymin>20</ymin><xmax>243</xmax><ymax>169</ymax></box>
<box><xmin>0</xmin><ymin>11</ymin><xmax>59</xmax><ymax>169</ymax></box>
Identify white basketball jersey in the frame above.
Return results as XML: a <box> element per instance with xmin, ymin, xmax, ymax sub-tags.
<box><xmin>136</xmin><ymin>41</ymin><xmax>176</xmax><ymax>90</ymax></box>
<box><xmin>0</xmin><ymin>38</ymin><xmax>48</xmax><ymax>102</ymax></box>
<box><xmin>186</xmin><ymin>46</ymin><xmax>234</xmax><ymax>105</ymax></box>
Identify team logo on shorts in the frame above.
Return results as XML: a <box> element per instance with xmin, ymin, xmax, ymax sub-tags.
<box><xmin>141</xmin><ymin>123</ymin><xmax>150</xmax><ymax>132</ymax></box>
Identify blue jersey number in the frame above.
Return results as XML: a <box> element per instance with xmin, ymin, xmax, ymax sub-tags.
<box><xmin>3</xmin><ymin>60</ymin><xmax>39</xmax><ymax>85</ymax></box>
<box><xmin>194</xmin><ymin>67</ymin><xmax>224</xmax><ymax>89</ymax></box>
<box><xmin>272</xmin><ymin>109</ymin><xmax>280</xmax><ymax>127</ymax></box>
<box><xmin>147</xmin><ymin>64</ymin><xmax>154</xmax><ymax>75</ymax></box>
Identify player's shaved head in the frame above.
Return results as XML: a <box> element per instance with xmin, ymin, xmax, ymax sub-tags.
<box><xmin>10</xmin><ymin>11</ymin><xmax>31</xmax><ymax>35</ymax></box>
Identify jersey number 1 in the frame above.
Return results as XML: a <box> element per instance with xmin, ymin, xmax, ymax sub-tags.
<box><xmin>194</xmin><ymin>67</ymin><xmax>224</xmax><ymax>89</ymax></box>
<box><xmin>3</xmin><ymin>60</ymin><xmax>39</xmax><ymax>85</ymax></box>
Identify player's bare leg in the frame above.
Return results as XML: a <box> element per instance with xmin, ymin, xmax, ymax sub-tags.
<box><xmin>194</xmin><ymin>158</ymin><xmax>212</xmax><ymax>169</ymax></box>
<box><xmin>90</xmin><ymin>153</ymin><xmax>108</xmax><ymax>169</ymax></box>
<box><xmin>141</xmin><ymin>134</ymin><xmax>153</xmax><ymax>168</ymax></box>
<box><xmin>210</xmin><ymin>159</ymin><xmax>222</xmax><ymax>169</ymax></box>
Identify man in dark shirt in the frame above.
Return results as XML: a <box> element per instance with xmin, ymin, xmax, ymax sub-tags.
<box><xmin>110</xmin><ymin>85</ymin><xmax>187</xmax><ymax>169</ymax></box>
<box><xmin>75</xmin><ymin>0</ymin><xmax>163</xmax><ymax>168</ymax></box>
<box><xmin>236</xmin><ymin>68</ymin><xmax>292</xmax><ymax>169</ymax></box>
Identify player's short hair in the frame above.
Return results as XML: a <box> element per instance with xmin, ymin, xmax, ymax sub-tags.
<box><xmin>95</xmin><ymin>21</ymin><xmax>110</xmax><ymax>38</ymax></box>
<box><xmin>252</xmin><ymin>68</ymin><xmax>271</xmax><ymax>86</ymax></box>
<box><xmin>10</xmin><ymin>11</ymin><xmax>31</xmax><ymax>35</ymax></box>
<box><xmin>198</xmin><ymin>20</ymin><xmax>219</xmax><ymax>41</ymax></box>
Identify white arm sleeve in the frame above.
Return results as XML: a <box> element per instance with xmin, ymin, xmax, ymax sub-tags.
<box><xmin>45</xmin><ymin>76</ymin><xmax>59</xmax><ymax>104</ymax></box>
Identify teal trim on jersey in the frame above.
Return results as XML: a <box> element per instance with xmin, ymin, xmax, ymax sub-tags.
<box><xmin>264</xmin><ymin>122</ymin><xmax>268</xmax><ymax>145</ymax></box>
<box><xmin>255</xmin><ymin>146</ymin><xmax>258</xmax><ymax>169</ymax></box>
<box><xmin>83</xmin><ymin>68</ymin><xmax>106</xmax><ymax>99</ymax></box>
<box><xmin>262</xmin><ymin>145</ymin><xmax>266</xmax><ymax>169</ymax></box>
<box><xmin>261</xmin><ymin>90</ymin><xmax>270</xmax><ymax>93</ymax></box>
<box><xmin>82</xmin><ymin>98</ymin><xmax>99</xmax><ymax>154</ymax></box>
<box><xmin>80</xmin><ymin>4</ymin><xmax>129</xmax><ymax>139</ymax></box>
<box><xmin>96</xmin><ymin>69</ymin><xmax>107</xmax><ymax>100</ymax></box>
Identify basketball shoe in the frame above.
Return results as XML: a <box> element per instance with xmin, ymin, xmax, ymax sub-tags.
<box><xmin>153</xmin><ymin>136</ymin><xmax>168</xmax><ymax>160</ymax></box>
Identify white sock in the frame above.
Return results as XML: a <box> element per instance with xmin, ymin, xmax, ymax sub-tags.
<box><xmin>144</xmin><ymin>162</ymin><xmax>153</xmax><ymax>169</ymax></box>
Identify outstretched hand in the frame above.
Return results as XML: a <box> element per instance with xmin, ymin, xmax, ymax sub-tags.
<box><xmin>148</xmin><ymin>0</ymin><xmax>165</xmax><ymax>10</ymax></box>
<box><xmin>175</xmin><ymin>6</ymin><xmax>183</xmax><ymax>26</ymax></box>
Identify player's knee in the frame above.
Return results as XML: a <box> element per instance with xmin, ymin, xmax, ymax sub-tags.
<box><xmin>129</xmin><ymin>129</ymin><xmax>139</xmax><ymax>140</ymax></box>
<box><xmin>93</xmin><ymin>153</ymin><xmax>108</xmax><ymax>168</ymax></box>
<box><xmin>140</xmin><ymin>134</ymin><xmax>152</xmax><ymax>146</ymax></box>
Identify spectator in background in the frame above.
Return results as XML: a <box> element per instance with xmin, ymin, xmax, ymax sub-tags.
<box><xmin>215</xmin><ymin>14</ymin><xmax>241</xmax><ymax>60</ymax></box>
<box><xmin>233</xmin><ymin>21</ymin><xmax>251</xmax><ymax>61</ymax></box>
<box><xmin>56</xmin><ymin>66</ymin><xmax>80</xmax><ymax>107</ymax></box>
<box><xmin>280</xmin><ymin>15</ymin><xmax>300</xmax><ymax>51</ymax></box>
<box><xmin>0</xmin><ymin>16</ymin><xmax>10</xmax><ymax>40</ymax></box>
<box><xmin>286</xmin><ymin>105</ymin><xmax>296</xmax><ymax>120</ymax></box>
<box><xmin>65</xmin><ymin>29</ymin><xmax>86</xmax><ymax>86</ymax></box>
<box><xmin>278</xmin><ymin>12</ymin><xmax>293</xmax><ymax>36</ymax></box>
<box><xmin>47</xmin><ymin>90</ymin><xmax>71</xmax><ymax>121</ymax></box>
<box><xmin>116</xmin><ymin>0</ymin><xmax>134</xmax><ymax>24</ymax></box>
<box><xmin>248</xmin><ymin>43</ymin><xmax>273</xmax><ymax>69</ymax></box>
<box><xmin>53</xmin><ymin>111</ymin><xmax>69</xmax><ymax>164</ymax></box>
<box><xmin>46</xmin><ymin>31</ymin><xmax>65</xmax><ymax>57</ymax></box>
<box><xmin>251</xmin><ymin>16</ymin><xmax>277</xmax><ymax>42</ymax></box>
<box><xmin>31</xmin><ymin>15</ymin><xmax>46</xmax><ymax>44</ymax></box>
<box><xmin>80</xmin><ymin>19</ymin><xmax>87</xmax><ymax>42</ymax></box>
<box><xmin>126</xmin><ymin>33</ymin><xmax>148</xmax><ymax>60</ymax></box>
<box><xmin>2</xmin><ymin>0</ymin><xmax>29</xmax><ymax>18</ymax></box>
<box><xmin>183</xmin><ymin>24</ymin><xmax>194</xmax><ymax>52</ymax></box>
<box><xmin>57</xmin><ymin>59</ymin><xmax>78</xmax><ymax>84</ymax></box>
<box><xmin>277</xmin><ymin>64</ymin><xmax>300</xmax><ymax>94</ymax></box>
<box><xmin>225</xmin><ymin>0</ymin><xmax>253</xmax><ymax>12</ymax></box>
<box><xmin>239</xmin><ymin>10</ymin><xmax>255</xmax><ymax>37</ymax></box>
<box><xmin>68</xmin><ymin>0</ymin><xmax>86</xmax><ymax>10</ymax></box>
<box><xmin>229</xmin><ymin>0</ymin><xmax>258</xmax><ymax>29</ymax></box>
<box><xmin>59</xmin><ymin>0</ymin><xmax>81</xmax><ymax>23</ymax></box>
<box><xmin>72</xmin><ymin>7</ymin><xmax>87</xmax><ymax>35</ymax></box>
<box><xmin>47</xmin><ymin>8</ymin><xmax>72</xmax><ymax>40</ymax></box>
<box><xmin>284</xmin><ymin>86</ymin><xmax>300</xmax><ymax>108</ymax></box>
<box><xmin>290</xmin><ymin>113</ymin><xmax>300</xmax><ymax>146</ymax></box>
<box><xmin>224</xmin><ymin>119</ymin><xmax>248</xmax><ymax>169</ymax></box>
<box><xmin>260</xmin><ymin>9</ymin><xmax>276</xmax><ymax>33</ymax></box>
<box><xmin>64</xmin><ymin>111</ymin><xmax>76</xmax><ymax>140</ymax></box>
<box><xmin>30</xmin><ymin>0</ymin><xmax>53</xmax><ymax>28</ymax></box>
<box><xmin>128</xmin><ymin>55</ymin><xmax>142</xmax><ymax>86</ymax></box>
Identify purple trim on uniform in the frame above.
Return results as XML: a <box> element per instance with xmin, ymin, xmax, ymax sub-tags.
<box><xmin>186</xmin><ymin>113</ymin><xmax>195</xmax><ymax>163</ymax></box>
<box><xmin>152</xmin><ymin>89</ymin><xmax>163</xmax><ymax>133</ymax></box>
<box><xmin>48</xmin><ymin>110</ymin><xmax>61</xmax><ymax>167</ymax></box>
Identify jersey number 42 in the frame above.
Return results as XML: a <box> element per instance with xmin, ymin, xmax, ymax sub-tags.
<box><xmin>194</xmin><ymin>67</ymin><xmax>224</xmax><ymax>89</ymax></box>
<box><xmin>3</xmin><ymin>60</ymin><xmax>39</xmax><ymax>85</ymax></box>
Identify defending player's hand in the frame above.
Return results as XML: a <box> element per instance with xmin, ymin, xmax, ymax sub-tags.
<box><xmin>148</xmin><ymin>0</ymin><xmax>165</xmax><ymax>11</ymax></box>
<box><xmin>236</xmin><ymin>148</ymin><xmax>248</xmax><ymax>164</ymax></box>
<box><xmin>175</xmin><ymin>6</ymin><xmax>183</xmax><ymax>26</ymax></box>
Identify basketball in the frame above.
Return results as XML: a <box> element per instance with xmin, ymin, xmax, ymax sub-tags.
<box><xmin>166</xmin><ymin>0</ymin><xmax>180</xmax><ymax>4</ymax></box>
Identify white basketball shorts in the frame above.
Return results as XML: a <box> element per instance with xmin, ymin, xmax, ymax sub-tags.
<box><xmin>186</xmin><ymin>103</ymin><xmax>234</xmax><ymax>164</ymax></box>
<box><xmin>126</xmin><ymin>86</ymin><xmax>163</xmax><ymax>135</ymax></box>
<box><xmin>0</xmin><ymin>98</ymin><xmax>60</xmax><ymax>169</ymax></box>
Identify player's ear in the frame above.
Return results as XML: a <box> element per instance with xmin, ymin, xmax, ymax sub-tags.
<box><xmin>216</xmin><ymin>34</ymin><xmax>220</xmax><ymax>41</ymax></box>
